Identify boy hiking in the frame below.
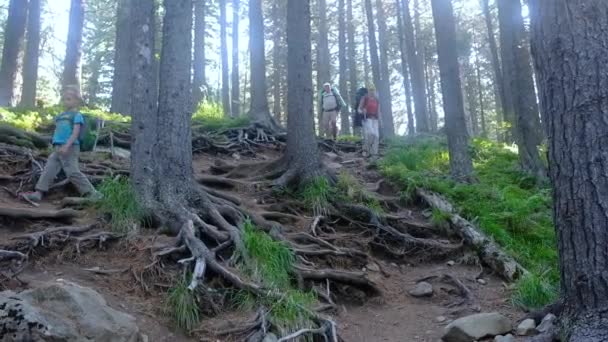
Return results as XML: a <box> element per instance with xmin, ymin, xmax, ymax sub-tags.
<box><xmin>358</xmin><ymin>85</ymin><xmax>380</xmax><ymax>159</ymax></box>
<box><xmin>21</xmin><ymin>86</ymin><xmax>101</xmax><ymax>203</ymax></box>
<box><xmin>319</xmin><ymin>82</ymin><xmax>346</xmax><ymax>140</ymax></box>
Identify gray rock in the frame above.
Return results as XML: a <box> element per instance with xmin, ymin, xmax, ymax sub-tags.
<box><xmin>263</xmin><ymin>333</ymin><xmax>278</xmax><ymax>342</ymax></box>
<box><xmin>442</xmin><ymin>312</ymin><xmax>511</xmax><ymax>342</ymax></box>
<box><xmin>409</xmin><ymin>281</ymin><xmax>434</xmax><ymax>298</ymax></box>
<box><xmin>516</xmin><ymin>318</ymin><xmax>537</xmax><ymax>336</ymax></box>
<box><xmin>536</xmin><ymin>314</ymin><xmax>557</xmax><ymax>333</ymax></box>
<box><xmin>0</xmin><ymin>280</ymin><xmax>140</xmax><ymax>342</ymax></box>
<box><xmin>494</xmin><ymin>334</ymin><xmax>515</xmax><ymax>342</ymax></box>
<box><xmin>447</xmin><ymin>260</ymin><xmax>456</xmax><ymax>267</ymax></box>
<box><xmin>436</xmin><ymin>316</ymin><xmax>447</xmax><ymax>323</ymax></box>
<box><xmin>477</xmin><ymin>278</ymin><xmax>487</xmax><ymax>285</ymax></box>
<box><xmin>366</xmin><ymin>262</ymin><xmax>381</xmax><ymax>272</ymax></box>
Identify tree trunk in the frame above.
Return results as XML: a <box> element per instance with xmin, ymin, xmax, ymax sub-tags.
<box><xmin>431</xmin><ymin>0</ymin><xmax>473</xmax><ymax>181</ymax></box>
<box><xmin>338</xmin><ymin>0</ymin><xmax>349</xmax><ymax>135</ymax></box>
<box><xmin>317</xmin><ymin>0</ymin><xmax>331</xmax><ymax>85</ymax></box>
<box><xmin>111</xmin><ymin>0</ymin><xmax>132</xmax><ymax>114</ymax></box>
<box><xmin>220</xmin><ymin>0</ymin><xmax>231</xmax><ymax>116</ymax></box>
<box><xmin>192</xmin><ymin>0</ymin><xmax>207</xmax><ymax>109</ymax></box>
<box><xmin>426</xmin><ymin>52</ymin><xmax>439</xmax><ymax>132</ymax></box>
<box><xmin>271</xmin><ymin>1</ymin><xmax>282</xmax><ymax>123</ymax></box>
<box><xmin>247</xmin><ymin>0</ymin><xmax>281</xmax><ymax>131</ymax></box>
<box><xmin>231</xmin><ymin>0</ymin><xmax>240</xmax><ymax>117</ymax></box>
<box><xmin>62</xmin><ymin>0</ymin><xmax>85</xmax><ymax>92</ymax></box>
<box><xmin>375</xmin><ymin>0</ymin><xmax>395</xmax><ymax>138</ymax></box>
<box><xmin>85</xmin><ymin>52</ymin><xmax>103</xmax><ymax>105</ymax></box>
<box><xmin>481</xmin><ymin>0</ymin><xmax>506</xmax><ymax>141</ymax></box>
<box><xmin>364</xmin><ymin>0</ymin><xmax>380</xmax><ymax>89</ymax></box>
<box><xmin>530</xmin><ymin>1</ymin><xmax>608</xmax><ymax>340</ymax></box>
<box><xmin>0</xmin><ymin>0</ymin><xmax>27</xmax><ymax>106</ymax></box>
<box><xmin>346</xmin><ymin>0</ymin><xmax>358</xmax><ymax>131</ymax></box>
<box><xmin>400</xmin><ymin>0</ymin><xmax>429</xmax><ymax>133</ymax></box>
<box><xmin>475</xmin><ymin>47</ymin><xmax>486</xmax><ymax>137</ymax></box>
<box><xmin>363</xmin><ymin>34</ymin><xmax>371</xmax><ymax>87</ymax></box>
<box><xmin>396</xmin><ymin>0</ymin><xmax>414</xmax><ymax>135</ymax></box>
<box><xmin>497</xmin><ymin>0</ymin><xmax>545</xmax><ymax>179</ymax></box>
<box><xmin>20</xmin><ymin>0</ymin><xmax>41</xmax><ymax>108</ymax></box>
<box><xmin>130</xmin><ymin>0</ymin><xmax>158</xmax><ymax>207</ymax></box>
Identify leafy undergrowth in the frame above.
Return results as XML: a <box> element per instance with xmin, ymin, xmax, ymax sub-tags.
<box><xmin>235</xmin><ymin>220</ymin><xmax>316</xmax><ymax>334</ymax></box>
<box><xmin>0</xmin><ymin>106</ymin><xmax>128</xmax><ymax>131</ymax></box>
<box><xmin>192</xmin><ymin>101</ymin><xmax>250</xmax><ymax>131</ymax></box>
<box><xmin>380</xmin><ymin>136</ymin><xmax>557</xmax><ymax>309</ymax></box>
<box><xmin>97</xmin><ymin>177</ymin><xmax>144</xmax><ymax>233</ymax></box>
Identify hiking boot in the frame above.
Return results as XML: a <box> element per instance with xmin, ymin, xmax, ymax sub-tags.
<box><xmin>21</xmin><ymin>191</ymin><xmax>42</xmax><ymax>203</ymax></box>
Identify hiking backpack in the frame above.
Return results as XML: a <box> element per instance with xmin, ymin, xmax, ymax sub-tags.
<box><xmin>68</xmin><ymin>112</ymin><xmax>100</xmax><ymax>152</ymax></box>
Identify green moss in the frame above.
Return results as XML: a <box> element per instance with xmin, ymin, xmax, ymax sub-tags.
<box><xmin>192</xmin><ymin>101</ymin><xmax>250</xmax><ymax>131</ymax></box>
<box><xmin>380</xmin><ymin>137</ymin><xmax>558</xmax><ymax>308</ymax></box>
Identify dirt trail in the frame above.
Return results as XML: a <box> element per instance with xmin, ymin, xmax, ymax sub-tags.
<box><xmin>0</xmin><ymin>144</ymin><xmax>524</xmax><ymax>341</ymax></box>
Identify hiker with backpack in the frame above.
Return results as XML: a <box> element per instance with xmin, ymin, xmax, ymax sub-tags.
<box><xmin>352</xmin><ymin>87</ymin><xmax>368</xmax><ymax>137</ymax></box>
<box><xmin>358</xmin><ymin>85</ymin><xmax>380</xmax><ymax>159</ymax></box>
<box><xmin>21</xmin><ymin>86</ymin><xmax>101</xmax><ymax>203</ymax></box>
<box><xmin>319</xmin><ymin>82</ymin><xmax>346</xmax><ymax>140</ymax></box>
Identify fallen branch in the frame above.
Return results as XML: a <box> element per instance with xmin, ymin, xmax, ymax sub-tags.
<box><xmin>417</xmin><ymin>189</ymin><xmax>528</xmax><ymax>281</ymax></box>
<box><xmin>0</xmin><ymin>250</ymin><xmax>27</xmax><ymax>262</ymax></box>
<box><xmin>295</xmin><ymin>265</ymin><xmax>380</xmax><ymax>295</ymax></box>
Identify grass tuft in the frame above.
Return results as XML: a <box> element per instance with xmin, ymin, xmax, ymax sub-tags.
<box><xmin>380</xmin><ymin>136</ymin><xmax>557</xmax><ymax>308</ymax></box>
<box><xmin>192</xmin><ymin>101</ymin><xmax>250</xmax><ymax>131</ymax></box>
<box><xmin>166</xmin><ymin>274</ymin><xmax>200</xmax><ymax>332</ymax></box>
<box><xmin>512</xmin><ymin>273</ymin><xmax>558</xmax><ymax>310</ymax></box>
<box><xmin>336</xmin><ymin>171</ymin><xmax>383</xmax><ymax>214</ymax></box>
<box><xmin>97</xmin><ymin>177</ymin><xmax>144</xmax><ymax>233</ymax></box>
<box><xmin>299</xmin><ymin>177</ymin><xmax>332</xmax><ymax>216</ymax></box>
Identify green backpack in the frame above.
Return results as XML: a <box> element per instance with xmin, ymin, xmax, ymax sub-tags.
<box><xmin>68</xmin><ymin>112</ymin><xmax>100</xmax><ymax>152</ymax></box>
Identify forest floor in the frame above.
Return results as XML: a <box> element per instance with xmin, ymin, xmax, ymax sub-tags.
<box><xmin>0</xmin><ymin>141</ymin><xmax>527</xmax><ymax>341</ymax></box>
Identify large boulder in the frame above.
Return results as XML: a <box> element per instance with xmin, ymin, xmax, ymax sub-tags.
<box><xmin>442</xmin><ymin>312</ymin><xmax>512</xmax><ymax>342</ymax></box>
<box><xmin>0</xmin><ymin>280</ymin><xmax>141</xmax><ymax>342</ymax></box>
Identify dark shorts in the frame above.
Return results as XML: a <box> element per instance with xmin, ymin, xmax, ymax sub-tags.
<box><xmin>353</xmin><ymin>112</ymin><xmax>364</xmax><ymax>127</ymax></box>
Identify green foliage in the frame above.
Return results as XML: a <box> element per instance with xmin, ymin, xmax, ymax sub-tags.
<box><xmin>337</xmin><ymin>135</ymin><xmax>362</xmax><ymax>143</ymax></box>
<box><xmin>512</xmin><ymin>273</ymin><xmax>558</xmax><ymax>310</ymax></box>
<box><xmin>97</xmin><ymin>177</ymin><xmax>144</xmax><ymax>233</ymax></box>
<box><xmin>380</xmin><ymin>137</ymin><xmax>557</xmax><ymax>307</ymax></box>
<box><xmin>192</xmin><ymin>101</ymin><xmax>249</xmax><ymax>131</ymax></box>
<box><xmin>431</xmin><ymin>208</ymin><xmax>451</xmax><ymax>227</ymax></box>
<box><xmin>236</xmin><ymin>220</ymin><xmax>315</xmax><ymax>331</ymax></box>
<box><xmin>166</xmin><ymin>274</ymin><xmax>200</xmax><ymax>332</ymax></box>
<box><xmin>0</xmin><ymin>106</ymin><xmax>129</xmax><ymax>132</ymax></box>
<box><xmin>299</xmin><ymin>177</ymin><xmax>332</xmax><ymax>216</ymax></box>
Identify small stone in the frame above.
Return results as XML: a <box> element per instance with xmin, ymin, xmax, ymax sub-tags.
<box><xmin>442</xmin><ymin>312</ymin><xmax>511</xmax><ymax>342</ymax></box>
<box><xmin>436</xmin><ymin>316</ymin><xmax>447</xmax><ymax>323</ymax></box>
<box><xmin>366</xmin><ymin>262</ymin><xmax>380</xmax><ymax>272</ymax></box>
<box><xmin>263</xmin><ymin>333</ymin><xmax>278</xmax><ymax>342</ymax></box>
<box><xmin>232</xmin><ymin>153</ymin><xmax>241</xmax><ymax>160</ymax></box>
<box><xmin>516</xmin><ymin>318</ymin><xmax>537</xmax><ymax>336</ymax></box>
<box><xmin>477</xmin><ymin>279</ymin><xmax>487</xmax><ymax>285</ymax></box>
<box><xmin>536</xmin><ymin>314</ymin><xmax>557</xmax><ymax>333</ymax></box>
<box><xmin>408</xmin><ymin>281</ymin><xmax>434</xmax><ymax>298</ymax></box>
<box><xmin>494</xmin><ymin>334</ymin><xmax>515</xmax><ymax>342</ymax></box>
<box><xmin>447</xmin><ymin>260</ymin><xmax>456</xmax><ymax>267</ymax></box>
<box><xmin>390</xmin><ymin>262</ymin><xmax>398</xmax><ymax>268</ymax></box>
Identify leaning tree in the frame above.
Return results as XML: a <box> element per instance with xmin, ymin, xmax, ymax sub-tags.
<box><xmin>530</xmin><ymin>1</ymin><xmax>608</xmax><ymax>340</ymax></box>
<box><xmin>0</xmin><ymin>0</ymin><xmax>27</xmax><ymax>106</ymax></box>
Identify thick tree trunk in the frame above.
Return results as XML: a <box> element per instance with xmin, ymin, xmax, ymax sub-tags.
<box><xmin>20</xmin><ymin>0</ymin><xmax>41</xmax><ymax>108</ymax></box>
<box><xmin>401</xmin><ymin>0</ymin><xmax>429</xmax><ymax>133</ymax></box>
<box><xmin>111</xmin><ymin>0</ymin><xmax>132</xmax><ymax>115</ymax></box>
<box><xmin>530</xmin><ymin>1</ymin><xmax>608</xmax><ymax>340</ymax></box>
<box><xmin>375</xmin><ymin>0</ymin><xmax>395</xmax><ymax>138</ymax></box>
<box><xmin>130</xmin><ymin>0</ymin><xmax>158</xmax><ymax>207</ymax></box>
<box><xmin>364</xmin><ymin>0</ymin><xmax>380</xmax><ymax>89</ymax></box>
<box><xmin>497</xmin><ymin>0</ymin><xmax>545</xmax><ymax>180</ymax></box>
<box><xmin>278</xmin><ymin>0</ymin><xmax>325</xmax><ymax>188</ymax></box>
<box><xmin>481</xmin><ymin>0</ymin><xmax>506</xmax><ymax>141</ymax></box>
<box><xmin>317</xmin><ymin>0</ymin><xmax>331</xmax><ymax>85</ymax></box>
<box><xmin>363</xmin><ymin>34</ymin><xmax>371</xmax><ymax>87</ymax></box>
<box><xmin>431</xmin><ymin>0</ymin><xmax>473</xmax><ymax>181</ymax></box>
<box><xmin>192</xmin><ymin>0</ymin><xmax>207</xmax><ymax>109</ymax></box>
<box><xmin>62</xmin><ymin>0</ymin><xmax>85</xmax><ymax>92</ymax></box>
<box><xmin>85</xmin><ymin>53</ymin><xmax>103</xmax><ymax>105</ymax></box>
<box><xmin>247</xmin><ymin>0</ymin><xmax>280</xmax><ymax>131</ymax></box>
<box><xmin>231</xmin><ymin>0</ymin><xmax>240</xmax><ymax>117</ymax></box>
<box><xmin>396</xmin><ymin>0</ymin><xmax>415</xmax><ymax>136</ymax></box>
<box><xmin>346</xmin><ymin>0</ymin><xmax>358</xmax><ymax>131</ymax></box>
<box><xmin>0</xmin><ymin>0</ymin><xmax>27</xmax><ymax>106</ymax></box>
<box><xmin>271</xmin><ymin>2</ymin><xmax>282</xmax><ymax>123</ymax></box>
<box><xmin>338</xmin><ymin>0</ymin><xmax>349</xmax><ymax>135</ymax></box>
<box><xmin>220</xmin><ymin>0</ymin><xmax>231</xmax><ymax>117</ymax></box>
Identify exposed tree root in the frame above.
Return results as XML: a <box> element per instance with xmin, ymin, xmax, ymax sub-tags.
<box><xmin>0</xmin><ymin>206</ymin><xmax>80</xmax><ymax>221</ymax></box>
<box><xmin>295</xmin><ymin>265</ymin><xmax>380</xmax><ymax>296</ymax></box>
<box><xmin>0</xmin><ymin>250</ymin><xmax>27</xmax><ymax>262</ymax></box>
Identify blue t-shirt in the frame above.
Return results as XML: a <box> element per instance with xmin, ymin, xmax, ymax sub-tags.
<box><xmin>52</xmin><ymin>111</ymin><xmax>84</xmax><ymax>145</ymax></box>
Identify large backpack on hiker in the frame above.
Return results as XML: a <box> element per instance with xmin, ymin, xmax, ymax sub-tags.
<box><xmin>68</xmin><ymin>112</ymin><xmax>100</xmax><ymax>152</ymax></box>
<box><xmin>353</xmin><ymin>87</ymin><xmax>368</xmax><ymax>127</ymax></box>
<box><xmin>321</xmin><ymin>87</ymin><xmax>343</xmax><ymax>112</ymax></box>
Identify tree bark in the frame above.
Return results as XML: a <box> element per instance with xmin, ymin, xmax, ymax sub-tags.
<box><xmin>271</xmin><ymin>1</ymin><xmax>282</xmax><ymax>123</ymax></box>
<box><xmin>363</xmin><ymin>34</ymin><xmax>371</xmax><ymax>87</ymax></box>
<box><xmin>497</xmin><ymin>0</ymin><xmax>545</xmax><ymax>179</ymax></box>
<box><xmin>346</xmin><ymin>0</ymin><xmax>358</xmax><ymax>131</ymax></box>
<box><xmin>231</xmin><ymin>0</ymin><xmax>241</xmax><ymax>117</ymax></box>
<box><xmin>0</xmin><ymin>0</ymin><xmax>27</xmax><ymax>106</ymax></box>
<box><xmin>529</xmin><ymin>1</ymin><xmax>608</xmax><ymax>340</ymax></box>
<box><xmin>316</xmin><ymin>0</ymin><xmax>331</xmax><ymax>85</ymax></box>
<box><xmin>130</xmin><ymin>0</ymin><xmax>158</xmax><ymax>207</ymax></box>
<box><xmin>20</xmin><ymin>0</ymin><xmax>41</xmax><ymax>108</ymax></box>
<box><xmin>364</xmin><ymin>0</ymin><xmax>380</xmax><ymax>89</ymax></box>
<box><xmin>247</xmin><ymin>0</ymin><xmax>281</xmax><ymax>131</ymax></box>
<box><xmin>375</xmin><ymin>0</ymin><xmax>395</xmax><ymax>138</ymax></box>
<box><xmin>220</xmin><ymin>0</ymin><xmax>231</xmax><ymax>116</ymax></box>
<box><xmin>475</xmin><ymin>45</ymin><xmax>487</xmax><ymax>137</ymax></box>
<box><xmin>111</xmin><ymin>0</ymin><xmax>132</xmax><ymax>115</ymax></box>
<box><xmin>338</xmin><ymin>0</ymin><xmax>349</xmax><ymax>135</ymax></box>
<box><xmin>85</xmin><ymin>52</ymin><xmax>103</xmax><ymax>105</ymax></box>
<box><xmin>400</xmin><ymin>0</ymin><xmax>429</xmax><ymax>133</ymax></box>
<box><xmin>431</xmin><ymin>0</ymin><xmax>473</xmax><ymax>181</ymax></box>
<box><xmin>396</xmin><ymin>0</ymin><xmax>414</xmax><ymax>135</ymax></box>
<box><xmin>62</xmin><ymin>0</ymin><xmax>85</xmax><ymax>92</ymax></box>
<box><xmin>192</xmin><ymin>0</ymin><xmax>207</xmax><ymax>109</ymax></box>
<box><xmin>426</xmin><ymin>52</ymin><xmax>439</xmax><ymax>132</ymax></box>
<box><xmin>481</xmin><ymin>0</ymin><xmax>506</xmax><ymax>141</ymax></box>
